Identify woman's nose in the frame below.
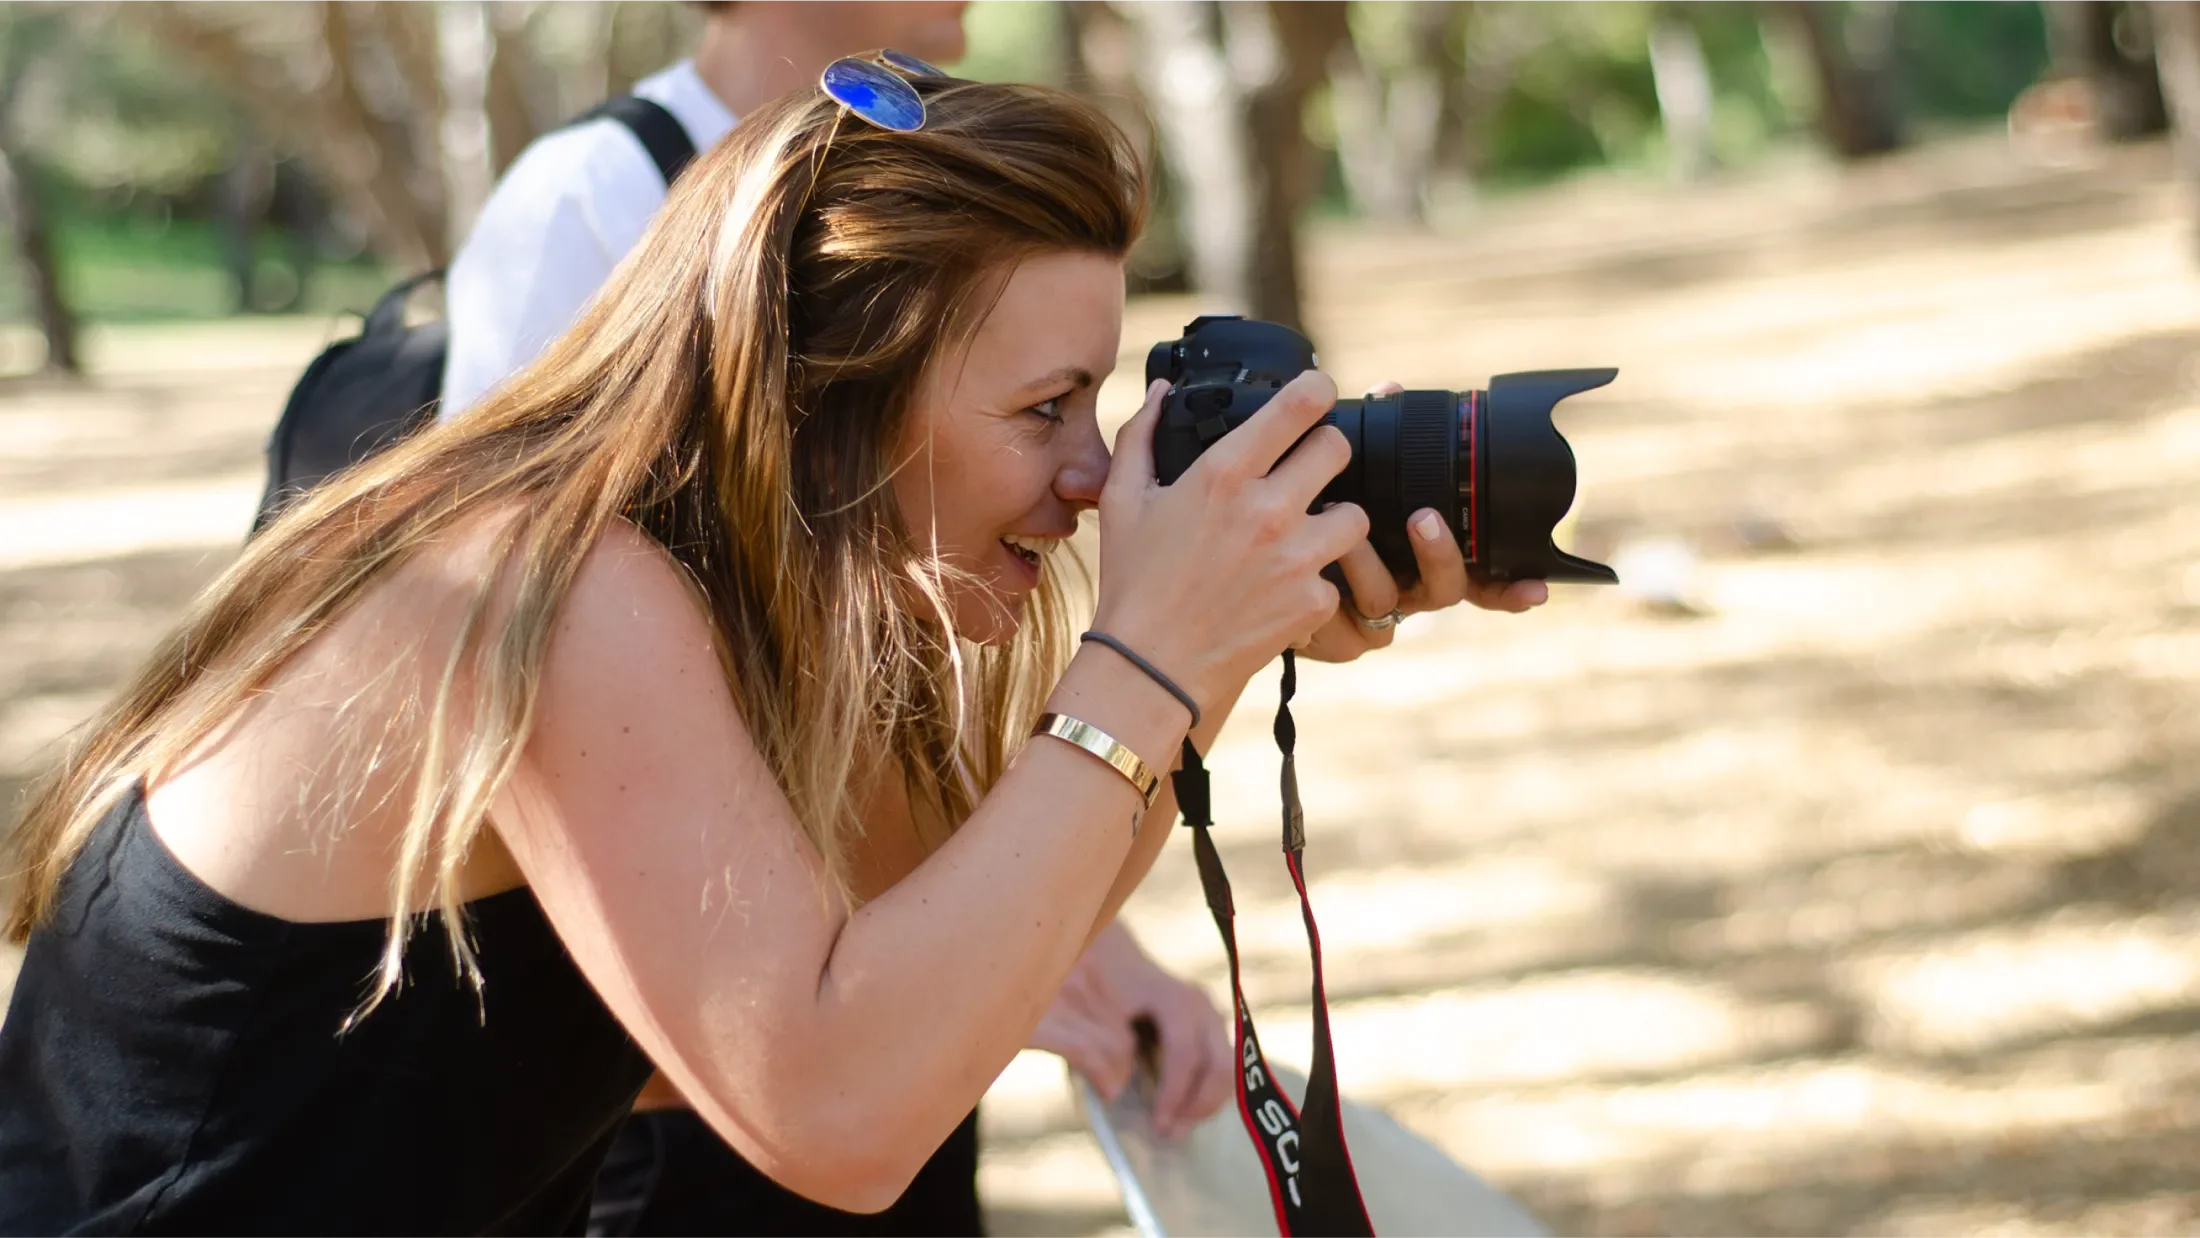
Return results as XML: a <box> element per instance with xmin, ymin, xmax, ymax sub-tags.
<box><xmin>1054</xmin><ymin>419</ymin><xmax>1110</xmax><ymax>508</ymax></box>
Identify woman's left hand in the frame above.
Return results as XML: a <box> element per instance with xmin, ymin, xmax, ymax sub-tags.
<box><xmin>1028</xmin><ymin>922</ymin><xmax>1232</xmax><ymax>1139</ymax></box>
<box><xmin>1298</xmin><ymin>381</ymin><xmax>1547</xmax><ymax>664</ymax></box>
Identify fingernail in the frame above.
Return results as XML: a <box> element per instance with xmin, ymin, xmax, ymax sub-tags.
<box><xmin>1412</xmin><ymin>510</ymin><xmax>1443</xmax><ymax>542</ymax></box>
<box><xmin>1525</xmin><ymin>582</ymin><xmax>1549</xmax><ymax>606</ymax></box>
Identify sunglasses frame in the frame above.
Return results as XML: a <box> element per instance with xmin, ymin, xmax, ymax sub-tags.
<box><xmin>819</xmin><ymin>49</ymin><xmax>950</xmax><ymax>134</ymax></box>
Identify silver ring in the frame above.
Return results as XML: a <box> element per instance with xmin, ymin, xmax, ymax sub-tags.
<box><xmin>1356</xmin><ymin>607</ymin><xmax>1404</xmax><ymax>631</ymax></box>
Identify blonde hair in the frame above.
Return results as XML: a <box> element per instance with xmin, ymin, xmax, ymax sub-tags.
<box><xmin>4</xmin><ymin>76</ymin><xmax>1146</xmax><ymax>1009</ymax></box>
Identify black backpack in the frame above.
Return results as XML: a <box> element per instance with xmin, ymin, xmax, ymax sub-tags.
<box><xmin>252</xmin><ymin>97</ymin><xmax>698</xmax><ymax>533</ymax></box>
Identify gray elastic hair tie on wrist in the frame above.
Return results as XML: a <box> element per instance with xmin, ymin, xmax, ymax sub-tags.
<box><xmin>1079</xmin><ymin>631</ymin><xmax>1200</xmax><ymax>729</ymax></box>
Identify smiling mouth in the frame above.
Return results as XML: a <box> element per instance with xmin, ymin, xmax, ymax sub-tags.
<box><xmin>1000</xmin><ymin>535</ymin><xmax>1055</xmax><ymax>570</ymax></box>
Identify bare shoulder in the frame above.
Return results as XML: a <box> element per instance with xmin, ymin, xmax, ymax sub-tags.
<box><xmin>507</xmin><ymin>515</ymin><xmax>756</xmax><ymax>815</ymax></box>
<box><xmin>495</xmin><ymin>515</ymin><xmax>827</xmax><ymax>937</ymax></box>
<box><xmin>547</xmin><ymin>517</ymin><xmax>722</xmax><ymax>674</ymax></box>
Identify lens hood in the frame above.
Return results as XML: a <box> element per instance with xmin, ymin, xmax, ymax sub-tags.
<box><xmin>1479</xmin><ymin>370</ymin><xmax>1619</xmax><ymax>584</ymax></box>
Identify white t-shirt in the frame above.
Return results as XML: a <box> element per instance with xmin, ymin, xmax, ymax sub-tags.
<box><xmin>438</xmin><ymin>61</ymin><xmax>737</xmax><ymax>419</ymax></box>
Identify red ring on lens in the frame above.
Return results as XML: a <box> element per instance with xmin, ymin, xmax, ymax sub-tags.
<box><xmin>1459</xmin><ymin>391</ymin><xmax>1482</xmax><ymax>565</ymax></box>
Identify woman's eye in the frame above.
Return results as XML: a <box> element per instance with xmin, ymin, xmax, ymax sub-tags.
<box><xmin>1026</xmin><ymin>397</ymin><xmax>1064</xmax><ymax>424</ymax></box>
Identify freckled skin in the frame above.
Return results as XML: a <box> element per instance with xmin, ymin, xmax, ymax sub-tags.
<box><xmin>893</xmin><ymin>252</ymin><xmax>1123</xmax><ymax>645</ymax></box>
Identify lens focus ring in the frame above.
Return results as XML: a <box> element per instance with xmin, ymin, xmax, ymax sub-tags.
<box><xmin>1397</xmin><ymin>390</ymin><xmax>1454</xmax><ymax>530</ymax></box>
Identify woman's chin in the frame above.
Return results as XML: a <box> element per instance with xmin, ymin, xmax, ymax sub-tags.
<box><xmin>949</xmin><ymin>586</ymin><xmax>1026</xmax><ymax>647</ymax></box>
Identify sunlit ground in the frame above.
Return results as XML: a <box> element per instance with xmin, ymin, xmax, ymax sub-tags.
<box><xmin>5</xmin><ymin>133</ymin><xmax>2199</xmax><ymax>1236</ymax></box>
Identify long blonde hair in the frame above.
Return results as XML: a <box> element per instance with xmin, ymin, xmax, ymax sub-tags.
<box><xmin>4</xmin><ymin>76</ymin><xmax>1147</xmax><ymax>1007</ymax></box>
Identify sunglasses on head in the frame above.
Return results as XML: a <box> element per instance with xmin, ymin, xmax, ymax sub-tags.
<box><xmin>818</xmin><ymin>49</ymin><xmax>950</xmax><ymax>134</ymax></box>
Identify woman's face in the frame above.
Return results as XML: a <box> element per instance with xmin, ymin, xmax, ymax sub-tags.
<box><xmin>895</xmin><ymin>251</ymin><xmax>1124</xmax><ymax>644</ymax></box>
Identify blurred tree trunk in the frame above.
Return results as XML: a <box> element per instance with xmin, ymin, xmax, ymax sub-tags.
<box><xmin>1128</xmin><ymin>0</ymin><xmax>1346</xmax><ymax>332</ymax></box>
<box><xmin>1242</xmin><ymin>1</ymin><xmax>1347</xmax><ymax>329</ymax></box>
<box><xmin>0</xmin><ymin>29</ymin><xmax>78</xmax><ymax>374</ymax></box>
<box><xmin>1780</xmin><ymin>0</ymin><xmax>1904</xmax><ymax>160</ymax></box>
<box><xmin>486</xmin><ymin>4</ymin><xmax>549</xmax><ymax>174</ymax></box>
<box><xmin>1063</xmin><ymin>1</ymin><xmax>1185</xmax><ymax>291</ymax></box>
<box><xmin>1438</xmin><ymin>4</ymin><xmax>1540</xmax><ymax>196</ymax></box>
<box><xmin>148</xmin><ymin>1</ymin><xmax>649</xmax><ymax>273</ymax></box>
<box><xmin>216</xmin><ymin>138</ymin><xmax>271</xmax><ymax>313</ymax></box>
<box><xmin>2047</xmin><ymin>1</ymin><xmax>2168</xmax><ymax>139</ymax></box>
<box><xmin>1330</xmin><ymin>0</ymin><xmax>1452</xmax><ymax>224</ymax></box>
<box><xmin>146</xmin><ymin>2</ymin><xmax>449</xmax><ymax>271</ymax></box>
<box><xmin>2151</xmin><ymin>0</ymin><xmax>2200</xmax><ymax>253</ymax></box>
<box><xmin>2032</xmin><ymin>0</ymin><xmax>2173</xmax><ymax>139</ymax></box>
<box><xmin>0</xmin><ymin>146</ymin><xmax>77</xmax><ymax>374</ymax></box>
<box><xmin>606</xmin><ymin>0</ymin><xmax>685</xmax><ymax>99</ymax></box>
<box><xmin>437</xmin><ymin>0</ymin><xmax>494</xmax><ymax>252</ymax></box>
<box><xmin>1648</xmin><ymin>9</ymin><xmax>1716</xmax><ymax>181</ymax></box>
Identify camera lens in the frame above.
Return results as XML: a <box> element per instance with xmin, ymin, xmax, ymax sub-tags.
<box><xmin>1315</xmin><ymin>392</ymin><xmax>1460</xmax><ymax>590</ymax></box>
<box><xmin>1317</xmin><ymin>376</ymin><xmax>1618</xmax><ymax>589</ymax></box>
<box><xmin>1144</xmin><ymin>315</ymin><xmax>1618</xmax><ymax>588</ymax></box>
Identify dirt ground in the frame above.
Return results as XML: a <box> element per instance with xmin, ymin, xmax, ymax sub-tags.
<box><xmin>5</xmin><ymin>133</ymin><xmax>2199</xmax><ymax>1236</ymax></box>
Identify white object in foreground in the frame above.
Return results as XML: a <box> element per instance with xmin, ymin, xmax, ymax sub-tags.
<box><xmin>1076</xmin><ymin>1066</ymin><xmax>1548</xmax><ymax>1238</ymax></box>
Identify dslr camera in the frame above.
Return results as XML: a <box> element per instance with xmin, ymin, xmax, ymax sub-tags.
<box><xmin>1147</xmin><ymin>315</ymin><xmax>1618</xmax><ymax>589</ymax></box>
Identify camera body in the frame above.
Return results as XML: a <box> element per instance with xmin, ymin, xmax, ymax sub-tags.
<box><xmin>1146</xmin><ymin>315</ymin><xmax>1619</xmax><ymax>588</ymax></box>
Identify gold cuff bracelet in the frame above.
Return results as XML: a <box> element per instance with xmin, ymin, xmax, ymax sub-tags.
<box><xmin>1032</xmin><ymin>712</ymin><xmax>1161</xmax><ymax>810</ymax></box>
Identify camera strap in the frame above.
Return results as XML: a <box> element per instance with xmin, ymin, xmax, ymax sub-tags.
<box><xmin>1170</xmin><ymin>650</ymin><xmax>1374</xmax><ymax>1237</ymax></box>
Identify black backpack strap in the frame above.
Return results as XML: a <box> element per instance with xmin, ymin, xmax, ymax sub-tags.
<box><xmin>576</xmin><ymin>96</ymin><xmax>698</xmax><ymax>185</ymax></box>
<box><xmin>362</xmin><ymin>268</ymin><xmax>446</xmax><ymax>338</ymax></box>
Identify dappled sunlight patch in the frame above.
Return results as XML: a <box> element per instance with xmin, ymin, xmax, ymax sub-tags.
<box><xmin>0</xmin><ymin>692</ymin><xmax>110</xmax><ymax>781</ymax></box>
<box><xmin>981</xmin><ymin>1050</ymin><xmax>1085</xmax><ymax>1146</ymax></box>
<box><xmin>975</xmin><ymin>1127</ymin><xmax>1126</xmax><ymax>1225</ymax></box>
<box><xmin>1955</xmin><ymin>788</ymin><xmax>2153</xmax><ymax>859</ymax></box>
<box><xmin>1404</xmin><ymin>1054</ymin><xmax>2150</xmax><ymax>1181</ymax></box>
<box><xmin>1119</xmin><ymin>857</ymin><xmax>1612</xmax><ymax>982</ymax></box>
<box><xmin>1297</xmin><ymin>859</ymin><xmax>1609</xmax><ymax>957</ymax></box>
<box><xmin>1682</xmin><ymin>848</ymin><xmax>2054</xmax><ymax>958</ymax></box>
<box><xmin>1869</xmin><ymin>1192</ymin><xmax>2200</xmax><ymax>1238</ymax></box>
<box><xmin>0</xmin><ymin>475</ymin><xmax>262</xmax><ymax>572</ymax></box>
<box><xmin>1254</xmin><ymin>970</ymin><xmax>1832</xmax><ymax>1097</ymax></box>
<box><xmin>1841</xmin><ymin>908</ymin><xmax>2200</xmax><ymax>1057</ymax></box>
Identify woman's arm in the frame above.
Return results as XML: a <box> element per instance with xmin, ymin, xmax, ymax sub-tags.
<box><xmin>496</xmin><ymin>373</ymin><xmax>1363</xmax><ymax>1211</ymax></box>
<box><xmin>495</xmin><ymin>526</ymin><xmax>1186</xmax><ymax>1210</ymax></box>
<box><xmin>1081</xmin><ymin>670</ymin><xmax>1244</xmax><ymax>938</ymax></box>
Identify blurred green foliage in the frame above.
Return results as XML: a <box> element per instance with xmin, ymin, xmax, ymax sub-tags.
<box><xmin>1893</xmin><ymin>1</ymin><xmax>2055</xmax><ymax>121</ymax></box>
<box><xmin>1439</xmin><ymin>1</ymin><xmax>2051</xmax><ymax>188</ymax></box>
<box><xmin>948</xmin><ymin>0</ymin><xmax>1069</xmax><ymax>88</ymax></box>
<box><xmin>0</xmin><ymin>0</ymin><xmax>2061</xmax><ymax>326</ymax></box>
<box><xmin>20</xmin><ymin>209</ymin><xmax>392</xmax><ymax>324</ymax></box>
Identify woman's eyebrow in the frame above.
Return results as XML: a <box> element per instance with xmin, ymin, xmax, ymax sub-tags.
<box><xmin>1018</xmin><ymin>365</ymin><xmax>1094</xmax><ymax>395</ymax></box>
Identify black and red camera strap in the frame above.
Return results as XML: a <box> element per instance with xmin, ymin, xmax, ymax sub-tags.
<box><xmin>1170</xmin><ymin>650</ymin><xmax>1375</xmax><ymax>1237</ymax></box>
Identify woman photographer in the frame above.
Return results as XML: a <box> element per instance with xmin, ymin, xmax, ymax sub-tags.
<box><xmin>0</xmin><ymin>65</ymin><xmax>1539</xmax><ymax>1234</ymax></box>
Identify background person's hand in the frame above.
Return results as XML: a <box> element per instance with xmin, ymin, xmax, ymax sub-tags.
<box><xmin>1299</xmin><ymin>381</ymin><xmax>1547</xmax><ymax>664</ymax></box>
<box><xmin>1028</xmin><ymin>937</ymin><xmax>1140</xmax><ymax>1102</ymax></box>
<box><xmin>1027</xmin><ymin>922</ymin><xmax>1232</xmax><ymax>1139</ymax></box>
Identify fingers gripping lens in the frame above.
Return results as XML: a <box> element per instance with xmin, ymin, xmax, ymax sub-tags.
<box><xmin>820</xmin><ymin>50</ymin><xmax>948</xmax><ymax>133</ymax></box>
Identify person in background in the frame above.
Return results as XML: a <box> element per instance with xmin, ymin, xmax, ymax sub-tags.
<box><xmin>440</xmin><ymin>6</ymin><xmax>1235</xmax><ymax>1234</ymax></box>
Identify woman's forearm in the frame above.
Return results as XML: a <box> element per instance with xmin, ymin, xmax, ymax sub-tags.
<box><xmin>736</xmin><ymin>646</ymin><xmax>1198</xmax><ymax>1199</ymax></box>
<box><xmin>1087</xmin><ymin>671</ymin><xmax>1248</xmax><ymax>937</ymax></box>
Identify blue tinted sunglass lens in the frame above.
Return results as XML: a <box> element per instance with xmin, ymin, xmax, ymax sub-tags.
<box><xmin>879</xmin><ymin>49</ymin><xmax>947</xmax><ymax>78</ymax></box>
<box><xmin>821</xmin><ymin>59</ymin><xmax>925</xmax><ymax>132</ymax></box>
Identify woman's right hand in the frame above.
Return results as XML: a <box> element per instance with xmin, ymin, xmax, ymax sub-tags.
<box><xmin>1092</xmin><ymin>373</ymin><xmax>1368</xmax><ymax>713</ymax></box>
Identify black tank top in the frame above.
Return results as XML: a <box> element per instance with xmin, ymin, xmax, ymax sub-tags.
<box><xmin>0</xmin><ymin>783</ymin><xmax>653</xmax><ymax>1235</ymax></box>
